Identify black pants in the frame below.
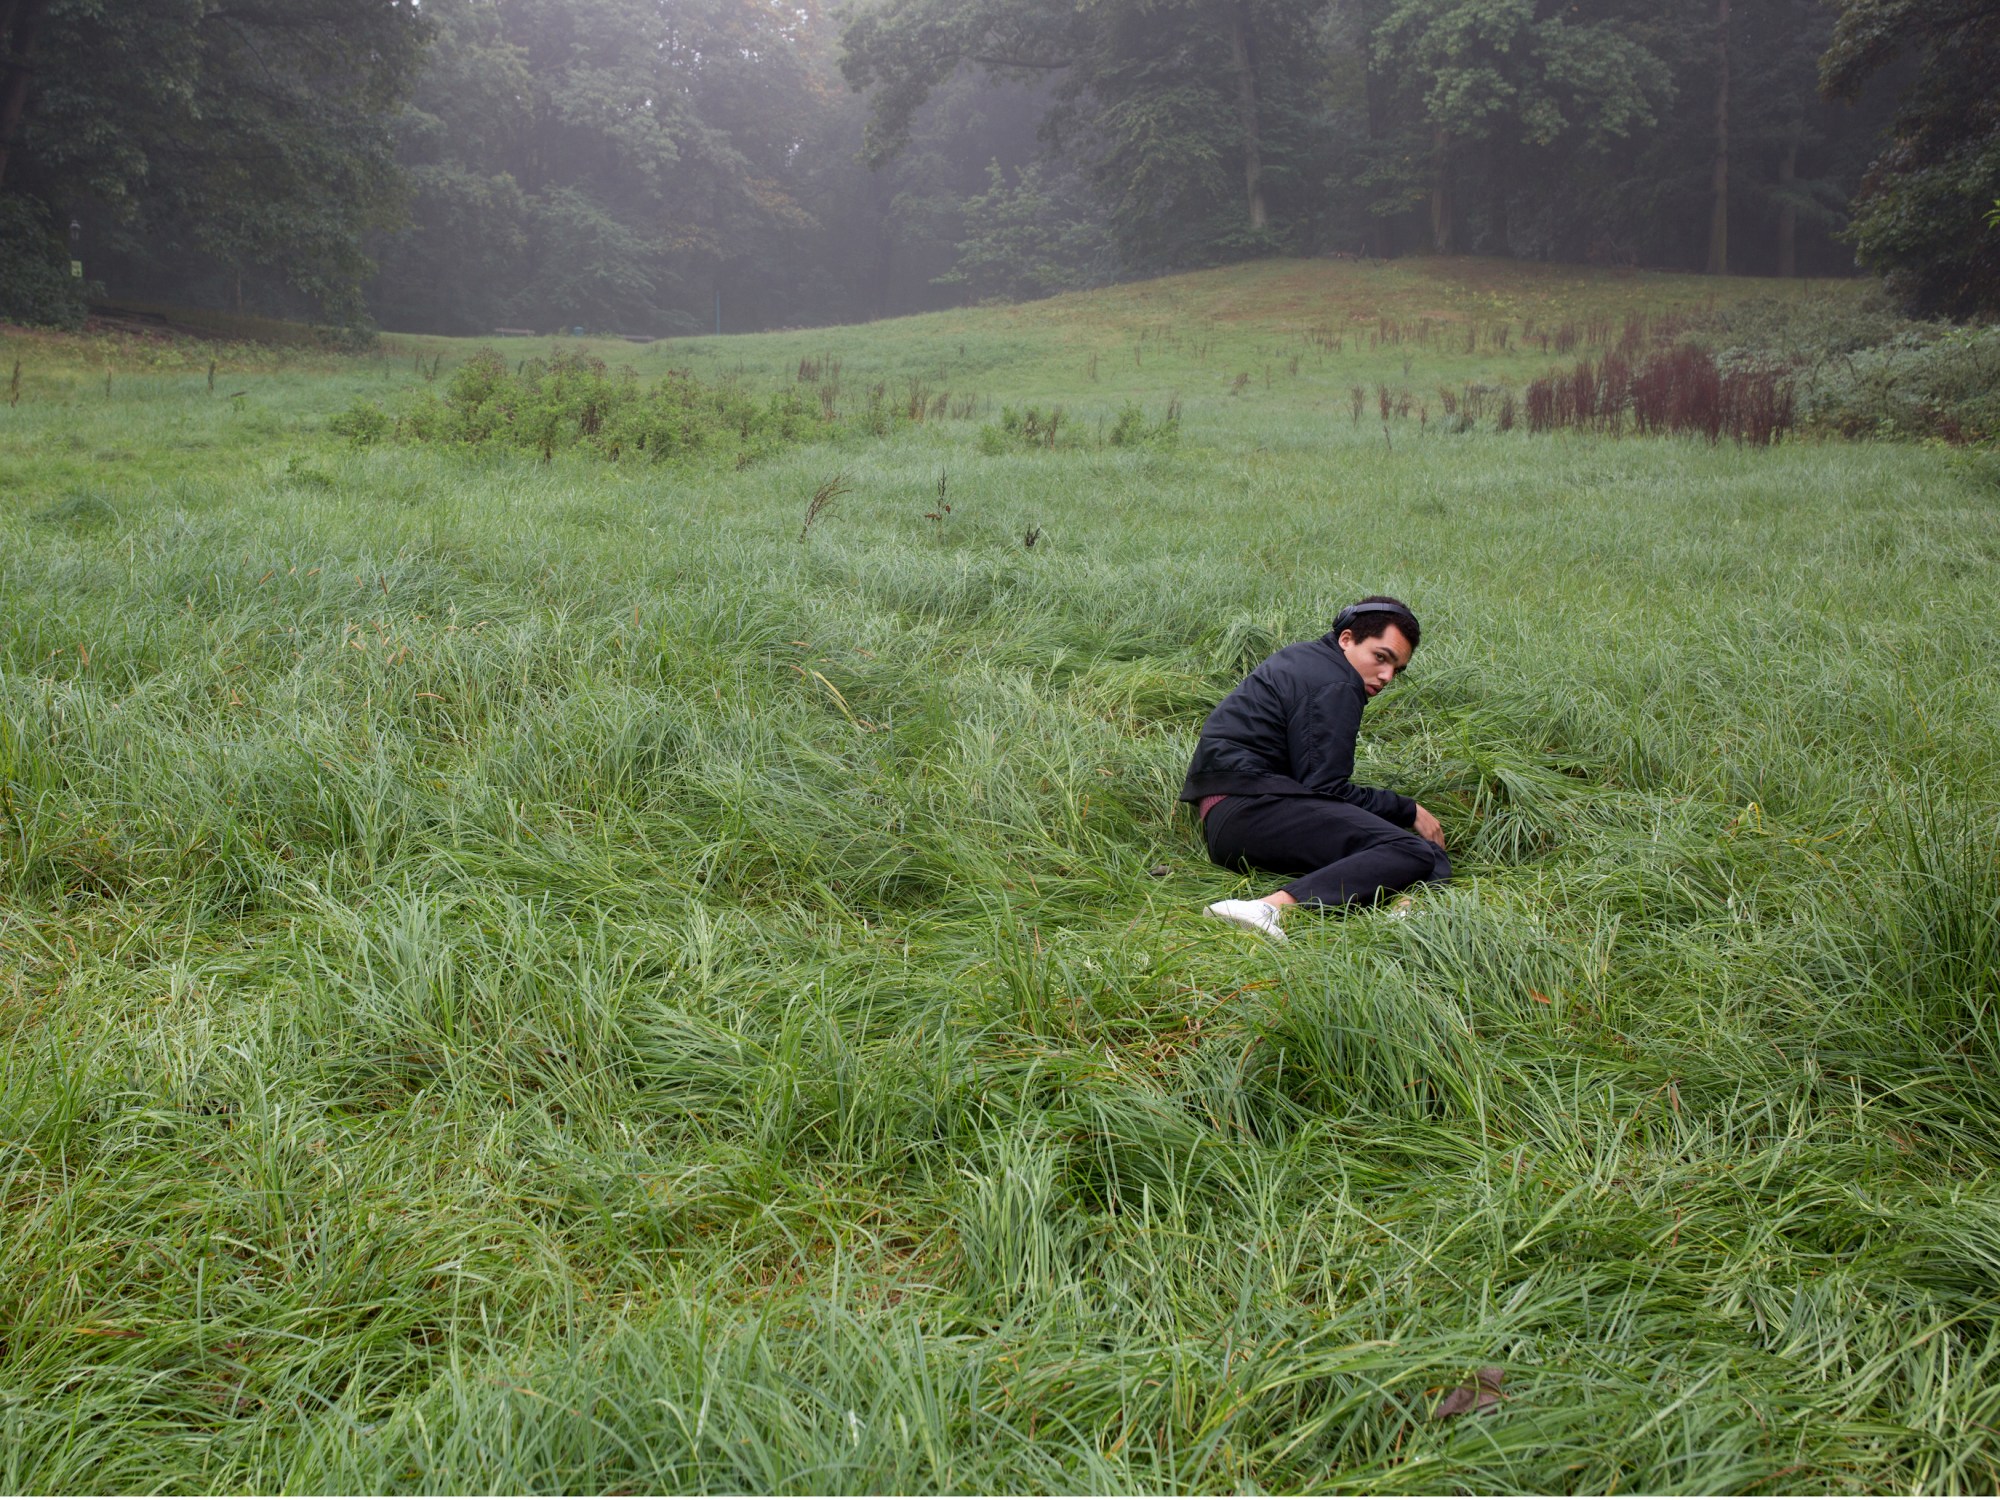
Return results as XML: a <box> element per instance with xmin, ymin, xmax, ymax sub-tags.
<box><xmin>1203</xmin><ymin>794</ymin><xmax>1450</xmax><ymax>907</ymax></box>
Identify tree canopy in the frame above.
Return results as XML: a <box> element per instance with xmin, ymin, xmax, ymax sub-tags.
<box><xmin>1</xmin><ymin>0</ymin><xmax>429</xmax><ymax>323</ymax></box>
<box><xmin>837</xmin><ymin>0</ymin><xmax>1900</xmax><ymax>278</ymax></box>
<box><xmin>1820</xmin><ymin>0</ymin><xmax>2000</xmax><ymax>317</ymax></box>
<box><xmin>0</xmin><ymin>0</ymin><xmax>1986</xmax><ymax>330</ymax></box>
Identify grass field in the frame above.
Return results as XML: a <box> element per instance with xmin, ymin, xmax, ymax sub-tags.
<box><xmin>3</xmin><ymin>257</ymin><xmax>1997</xmax><ymax>1493</ymax></box>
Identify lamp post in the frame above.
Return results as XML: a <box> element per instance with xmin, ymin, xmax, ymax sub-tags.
<box><xmin>68</xmin><ymin>216</ymin><xmax>82</xmax><ymax>280</ymax></box>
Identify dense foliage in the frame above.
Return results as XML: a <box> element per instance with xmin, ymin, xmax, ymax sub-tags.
<box><xmin>1700</xmin><ymin>290</ymin><xmax>2000</xmax><ymax>440</ymax></box>
<box><xmin>838</xmin><ymin>0</ymin><xmax>1905</xmax><ymax>279</ymax></box>
<box><xmin>0</xmin><ymin>193</ymin><xmax>86</xmax><ymax>326</ymax></box>
<box><xmin>365</xmin><ymin>0</ymin><xmax>865</xmax><ymax>336</ymax></box>
<box><xmin>0</xmin><ymin>0</ymin><xmax>429</xmax><ymax>324</ymax></box>
<box><xmin>1820</xmin><ymin>0</ymin><xmax>2000</xmax><ymax>317</ymax></box>
<box><xmin>0</xmin><ymin>0</ymin><xmax>1991</xmax><ymax>353</ymax></box>
<box><xmin>349</xmin><ymin>0</ymin><xmax>1924</xmax><ymax>326</ymax></box>
<box><xmin>336</xmin><ymin>347</ymin><xmax>826</xmax><ymax>464</ymax></box>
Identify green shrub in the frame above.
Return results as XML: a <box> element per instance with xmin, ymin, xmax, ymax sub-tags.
<box><xmin>1695</xmin><ymin>290</ymin><xmax>1908</xmax><ymax>360</ymax></box>
<box><xmin>976</xmin><ymin>394</ymin><xmax>1176</xmax><ymax>452</ymax></box>
<box><xmin>309</xmin><ymin>321</ymin><xmax>379</xmax><ymax>354</ymax></box>
<box><xmin>328</xmin><ymin>400</ymin><xmax>392</xmax><ymax>445</ymax></box>
<box><xmin>348</xmin><ymin>346</ymin><xmax>832</xmax><ymax>465</ymax></box>
<box><xmin>1798</xmin><ymin>326</ymin><xmax>2000</xmax><ymax>442</ymax></box>
<box><xmin>980</xmin><ymin>399</ymin><xmax>1179</xmax><ymax>454</ymax></box>
<box><xmin>1696</xmin><ymin>293</ymin><xmax>2000</xmax><ymax>443</ymax></box>
<box><xmin>0</xmin><ymin>195</ymin><xmax>91</xmax><ymax>328</ymax></box>
<box><xmin>1108</xmin><ymin>398</ymin><xmax>1179</xmax><ymax>447</ymax></box>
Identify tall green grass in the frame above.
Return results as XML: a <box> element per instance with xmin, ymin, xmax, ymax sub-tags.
<box><xmin>2</xmin><ymin>259</ymin><xmax>1997</xmax><ymax>1491</ymax></box>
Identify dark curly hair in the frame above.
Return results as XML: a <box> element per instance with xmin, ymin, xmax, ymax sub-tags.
<box><xmin>1335</xmin><ymin>595</ymin><xmax>1420</xmax><ymax>651</ymax></box>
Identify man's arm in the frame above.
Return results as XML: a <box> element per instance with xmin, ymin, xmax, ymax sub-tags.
<box><xmin>1281</xmin><ymin>673</ymin><xmax>1417</xmax><ymax>825</ymax></box>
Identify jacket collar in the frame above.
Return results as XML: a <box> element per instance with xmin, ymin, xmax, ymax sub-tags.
<box><xmin>1317</xmin><ymin>632</ymin><xmax>1365</xmax><ymax>691</ymax></box>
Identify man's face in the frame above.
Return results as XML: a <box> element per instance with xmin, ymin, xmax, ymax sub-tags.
<box><xmin>1338</xmin><ymin>624</ymin><xmax>1413</xmax><ymax>697</ymax></box>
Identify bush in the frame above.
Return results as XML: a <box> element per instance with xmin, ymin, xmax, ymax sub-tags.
<box><xmin>310</xmin><ymin>321</ymin><xmax>379</xmax><ymax>355</ymax></box>
<box><xmin>0</xmin><ymin>195</ymin><xmax>91</xmax><ymax>328</ymax></box>
<box><xmin>979</xmin><ymin>399</ymin><xmax>1178</xmax><ymax>453</ymax></box>
<box><xmin>1694</xmin><ymin>290</ymin><xmax>1908</xmax><ymax>360</ymax></box>
<box><xmin>998</xmin><ymin>404</ymin><xmax>1067</xmax><ymax>448</ymax></box>
<box><xmin>1693</xmin><ymin>293</ymin><xmax>2000</xmax><ymax>443</ymax></box>
<box><xmin>1793</xmin><ymin>326</ymin><xmax>2000</xmax><ymax>443</ymax></box>
<box><xmin>1108</xmin><ymin>398</ymin><xmax>1180</xmax><ymax>447</ymax></box>
<box><xmin>328</xmin><ymin>400</ymin><xmax>392</xmax><ymax>446</ymax></box>
<box><xmin>346</xmin><ymin>346</ymin><xmax>829</xmax><ymax>465</ymax></box>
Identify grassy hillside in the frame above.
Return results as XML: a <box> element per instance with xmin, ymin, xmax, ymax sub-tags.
<box><xmin>2</xmin><ymin>259</ymin><xmax>1997</xmax><ymax>1492</ymax></box>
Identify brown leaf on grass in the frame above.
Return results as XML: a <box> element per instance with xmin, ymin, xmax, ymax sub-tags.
<box><xmin>1432</xmin><ymin>1366</ymin><xmax>1504</xmax><ymax>1419</ymax></box>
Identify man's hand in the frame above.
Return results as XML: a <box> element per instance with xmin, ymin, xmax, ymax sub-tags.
<box><xmin>1412</xmin><ymin>804</ymin><xmax>1445</xmax><ymax>848</ymax></box>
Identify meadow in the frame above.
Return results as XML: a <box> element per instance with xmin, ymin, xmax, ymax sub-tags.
<box><xmin>2</xmin><ymin>257</ymin><xmax>1997</xmax><ymax>1493</ymax></box>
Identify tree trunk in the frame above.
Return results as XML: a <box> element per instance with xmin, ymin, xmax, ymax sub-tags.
<box><xmin>1487</xmin><ymin>141</ymin><xmax>1510</xmax><ymax>255</ymax></box>
<box><xmin>0</xmin><ymin>0</ymin><xmax>50</xmax><ymax>189</ymax></box>
<box><xmin>1776</xmin><ymin>116</ymin><xmax>1801</xmax><ymax>277</ymax></box>
<box><xmin>1705</xmin><ymin>0</ymin><xmax>1730</xmax><ymax>276</ymax></box>
<box><xmin>1364</xmin><ymin>58</ymin><xmax>1391</xmax><ymax>257</ymax></box>
<box><xmin>872</xmin><ymin>174</ymin><xmax>899</xmax><ymax>319</ymax></box>
<box><xmin>1430</xmin><ymin>126</ymin><xmax>1453</xmax><ymax>254</ymax></box>
<box><xmin>1229</xmin><ymin>0</ymin><xmax>1267</xmax><ymax>232</ymax></box>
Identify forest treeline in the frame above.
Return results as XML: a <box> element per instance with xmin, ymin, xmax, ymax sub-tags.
<box><xmin>0</xmin><ymin>0</ymin><xmax>1994</xmax><ymax>335</ymax></box>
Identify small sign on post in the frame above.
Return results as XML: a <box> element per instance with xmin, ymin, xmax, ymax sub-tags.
<box><xmin>70</xmin><ymin>260</ymin><xmax>83</xmax><ymax>279</ymax></box>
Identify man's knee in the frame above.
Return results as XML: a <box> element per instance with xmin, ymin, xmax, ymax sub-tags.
<box><xmin>1383</xmin><ymin>831</ymin><xmax>1446</xmax><ymax>889</ymax></box>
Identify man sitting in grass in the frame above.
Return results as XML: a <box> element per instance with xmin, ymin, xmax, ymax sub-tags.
<box><xmin>1182</xmin><ymin>596</ymin><xmax>1448</xmax><ymax>942</ymax></box>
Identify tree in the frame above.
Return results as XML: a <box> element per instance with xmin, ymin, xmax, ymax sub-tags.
<box><xmin>1821</xmin><ymin>0</ymin><xmax>2000</xmax><ymax>316</ymax></box>
<box><xmin>1705</xmin><ymin>0</ymin><xmax>1730</xmax><ymax>274</ymax></box>
<box><xmin>938</xmin><ymin>158</ymin><xmax>1112</xmax><ymax>299</ymax></box>
<box><xmin>366</xmin><ymin>0</ymin><xmax>533</xmax><ymax>334</ymax></box>
<box><xmin>1366</xmin><ymin>0</ymin><xmax>1672</xmax><ymax>257</ymax></box>
<box><xmin>1</xmin><ymin>0</ymin><xmax>429</xmax><ymax>323</ymax></box>
<box><xmin>829</xmin><ymin>66</ymin><xmax>1056</xmax><ymax>318</ymax></box>
<box><xmin>1734</xmin><ymin>0</ymin><xmax>1846</xmax><ymax>277</ymax></box>
<box><xmin>840</xmin><ymin>0</ymin><xmax>1329</xmax><ymax>267</ymax></box>
<box><xmin>367</xmin><ymin>0</ymin><xmax>874</xmax><ymax>335</ymax></box>
<box><xmin>0</xmin><ymin>0</ymin><xmax>51</xmax><ymax>191</ymax></box>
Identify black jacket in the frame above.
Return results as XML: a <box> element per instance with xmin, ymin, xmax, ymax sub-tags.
<box><xmin>1179</xmin><ymin>632</ymin><xmax>1415</xmax><ymax>826</ymax></box>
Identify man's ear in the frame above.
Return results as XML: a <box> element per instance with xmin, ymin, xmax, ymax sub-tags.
<box><xmin>1336</xmin><ymin>629</ymin><xmax>1355</xmax><ymax>648</ymax></box>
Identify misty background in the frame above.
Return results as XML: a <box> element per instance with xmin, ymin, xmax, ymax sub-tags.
<box><xmin>0</xmin><ymin>0</ymin><xmax>1993</xmax><ymax>336</ymax></box>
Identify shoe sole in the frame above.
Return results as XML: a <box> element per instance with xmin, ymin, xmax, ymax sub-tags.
<box><xmin>1203</xmin><ymin>904</ymin><xmax>1287</xmax><ymax>943</ymax></box>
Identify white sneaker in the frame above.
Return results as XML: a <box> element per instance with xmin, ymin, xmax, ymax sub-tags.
<box><xmin>1203</xmin><ymin>898</ymin><xmax>1287</xmax><ymax>943</ymax></box>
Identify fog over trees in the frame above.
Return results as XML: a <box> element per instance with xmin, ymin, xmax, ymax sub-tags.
<box><xmin>0</xmin><ymin>0</ymin><xmax>1994</xmax><ymax>332</ymax></box>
